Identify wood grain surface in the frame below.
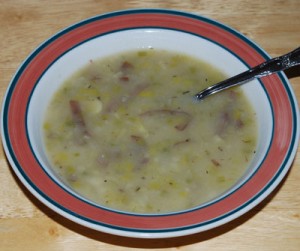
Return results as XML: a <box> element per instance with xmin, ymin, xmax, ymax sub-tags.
<box><xmin>0</xmin><ymin>1</ymin><xmax>299</xmax><ymax>250</ymax></box>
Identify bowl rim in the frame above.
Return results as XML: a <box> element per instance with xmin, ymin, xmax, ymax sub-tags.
<box><xmin>1</xmin><ymin>8</ymin><xmax>299</xmax><ymax>238</ymax></box>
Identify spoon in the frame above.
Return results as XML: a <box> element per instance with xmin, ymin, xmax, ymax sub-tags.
<box><xmin>195</xmin><ymin>46</ymin><xmax>300</xmax><ymax>100</ymax></box>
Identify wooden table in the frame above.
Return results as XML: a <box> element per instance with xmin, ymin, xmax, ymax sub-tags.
<box><xmin>0</xmin><ymin>1</ymin><xmax>299</xmax><ymax>250</ymax></box>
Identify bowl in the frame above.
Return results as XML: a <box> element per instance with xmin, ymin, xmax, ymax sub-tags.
<box><xmin>1</xmin><ymin>9</ymin><xmax>299</xmax><ymax>238</ymax></box>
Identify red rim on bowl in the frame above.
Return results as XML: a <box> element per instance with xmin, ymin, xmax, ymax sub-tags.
<box><xmin>1</xmin><ymin>9</ymin><xmax>299</xmax><ymax>238</ymax></box>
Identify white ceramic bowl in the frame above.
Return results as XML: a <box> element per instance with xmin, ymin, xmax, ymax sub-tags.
<box><xmin>1</xmin><ymin>9</ymin><xmax>299</xmax><ymax>238</ymax></box>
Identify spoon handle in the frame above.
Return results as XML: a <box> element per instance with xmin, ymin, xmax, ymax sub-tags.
<box><xmin>195</xmin><ymin>46</ymin><xmax>300</xmax><ymax>100</ymax></box>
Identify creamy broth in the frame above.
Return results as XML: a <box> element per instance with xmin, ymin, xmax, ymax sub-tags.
<box><xmin>43</xmin><ymin>49</ymin><xmax>257</xmax><ymax>213</ymax></box>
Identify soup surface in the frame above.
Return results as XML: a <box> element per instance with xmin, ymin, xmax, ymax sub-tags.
<box><xmin>43</xmin><ymin>49</ymin><xmax>257</xmax><ymax>213</ymax></box>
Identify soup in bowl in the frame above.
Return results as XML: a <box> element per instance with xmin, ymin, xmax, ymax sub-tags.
<box><xmin>1</xmin><ymin>9</ymin><xmax>298</xmax><ymax>238</ymax></box>
<box><xmin>42</xmin><ymin>48</ymin><xmax>258</xmax><ymax>214</ymax></box>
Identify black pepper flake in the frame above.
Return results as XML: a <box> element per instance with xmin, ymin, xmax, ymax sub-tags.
<box><xmin>211</xmin><ymin>159</ymin><xmax>220</xmax><ymax>167</ymax></box>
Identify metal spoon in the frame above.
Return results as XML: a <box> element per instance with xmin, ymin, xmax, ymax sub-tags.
<box><xmin>195</xmin><ymin>46</ymin><xmax>300</xmax><ymax>100</ymax></box>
